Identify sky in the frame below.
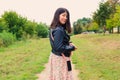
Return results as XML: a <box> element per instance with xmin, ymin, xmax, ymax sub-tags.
<box><xmin>0</xmin><ymin>0</ymin><xmax>107</xmax><ymax>25</ymax></box>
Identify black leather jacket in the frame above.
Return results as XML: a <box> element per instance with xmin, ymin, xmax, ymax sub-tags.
<box><xmin>49</xmin><ymin>26</ymin><xmax>75</xmax><ymax>57</ymax></box>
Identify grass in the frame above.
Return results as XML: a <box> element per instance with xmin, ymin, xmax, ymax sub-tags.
<box><xmin>0</xmin><ymin>38</ymin><xmax>51</xmax><ymax>80</ymax></box>
<box><xmin>0</xmin><ymin>34</ymin><xmax>120</xmax><ymax>80</ymax></box>
<box><xmin>71</xmin><ymin>34</ymin><xmax>120</xmax><ymax>80</ymax></box>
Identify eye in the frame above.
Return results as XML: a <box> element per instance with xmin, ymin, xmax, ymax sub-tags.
<box><xmin>62</xmin><ymin>14</ymin><xmax>66</xmax><ymax>17</ymax></box>
<box><xmin>62</xmin><ymin>14</ymin><xmax>67</xmax><ymax>19</ymax></box>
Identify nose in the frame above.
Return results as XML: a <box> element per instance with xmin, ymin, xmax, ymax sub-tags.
<box><xmin>65</xmin><ymin>16</ymin><xmax>67</xmax><ymax>20</ymax></box>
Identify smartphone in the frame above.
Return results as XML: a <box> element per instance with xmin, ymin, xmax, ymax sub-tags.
<box><xmin>67</xmin><ymin>61</ymin><xmax>72</xmax><ymax>71</ymax></box>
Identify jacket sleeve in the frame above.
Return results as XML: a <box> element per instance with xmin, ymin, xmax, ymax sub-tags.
<box><xmin>53</xmin><ymin>29</ymin><xmax>75</xmax><ymax>53</ymax></box>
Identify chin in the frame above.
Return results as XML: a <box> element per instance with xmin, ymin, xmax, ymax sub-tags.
<box><xmin>61</xmin><ymin>22</ymin><xmax>66</xmax><ymax>24</ymax></box>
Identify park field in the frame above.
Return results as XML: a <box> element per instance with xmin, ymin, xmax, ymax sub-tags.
<box><xmin>0</xmin><ymin>34</ymin><xmax>120</xmax><ymax>80</ymax></box>
<box><xmin>0</xmin><ymin>38</ymin><xmax>51</xmax><ymax>80</ymax></box>
<box><xmin>72</xmin><ymin>34</ymin><xmax>120</xmax><ymax>80</ymax></box>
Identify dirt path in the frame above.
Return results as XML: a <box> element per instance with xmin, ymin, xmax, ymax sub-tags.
<box><xmin>36</xmin><ymin>63</ymin><xmax>80</xmax><ymax>80</ymax></box>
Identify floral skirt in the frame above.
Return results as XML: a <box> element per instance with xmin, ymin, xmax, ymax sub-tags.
<box><xmin>48</xmin><ymin>52</ymin><xmax>73</xmax><ymax>80</ymax></box>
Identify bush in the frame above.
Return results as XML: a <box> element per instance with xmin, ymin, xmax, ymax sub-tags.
<box><xmin>0</xmin><ymin>18</ymin><xmax>9</xmax><ymax>32</ymax></box>
<box><xmin>24</xmin><ymin>21</ymin><xmax>37</xmax><ymax>38</ymax></box>
<box><xmin>98</xmin><ymin>29</ymin><xmax>104</xmax><ymax>33</ymax></box>
<box><xmin>0</xmin><ymin>31</ymin><xmax>16</xmax><ymax>47</ymax></box>
<box><xmin>36</xmin><ymin>23</ymin><xmax>48</xmax><ymax>38</ymax></box>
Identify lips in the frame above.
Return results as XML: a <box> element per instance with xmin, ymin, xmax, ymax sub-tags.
<box><xmin>63</xmin><ymin>20</ymin><xmax>67</xmax><ymax>22</ymax></box>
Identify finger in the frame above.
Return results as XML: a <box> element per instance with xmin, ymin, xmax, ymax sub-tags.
<box><xmin>61</xmin><ymin>53</ymin><xmax>66</xmax><ymax>59</ymax></box>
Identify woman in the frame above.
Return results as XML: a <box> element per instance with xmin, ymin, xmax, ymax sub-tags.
<box><xmin>48</xmin><ymin>7</ymin><xmax>77</xmax><ymax>80</ymax></box>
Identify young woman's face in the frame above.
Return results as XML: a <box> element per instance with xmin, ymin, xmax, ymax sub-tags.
<box><xmin>59</xmin><ymin>11</ymin><xmax>68</xmax><ymax>25</ymax></box>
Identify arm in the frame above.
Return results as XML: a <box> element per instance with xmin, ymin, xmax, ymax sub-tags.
<box><xmin>53</xmin><ymin>29</ymin><xmax>75</xmax><ymax>53</ymax></box>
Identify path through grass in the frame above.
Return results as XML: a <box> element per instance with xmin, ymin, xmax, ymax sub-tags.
<box><xmin>0</xmin><ymin>38</ymin><xmax>50</xmax><ymax>80</ymax></box>
<box><xmin>0</xmin><ymin>34</ymin><xmax>120</xmax><ymax>80</ymax></box>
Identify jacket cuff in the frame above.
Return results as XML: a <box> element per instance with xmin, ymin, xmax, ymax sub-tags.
<box><xmin>71</xmin><ymin>45</ymin><xmax>75</xmax><ymax>51</ymax></box>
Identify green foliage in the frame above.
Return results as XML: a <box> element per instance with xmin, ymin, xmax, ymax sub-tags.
<box><xmin>24</xmin><ymin>21</ymin><xmax>37</xmax><ymax>38</ymax></box>
<box><xmin>106</xmin><ymin>4</ymin><xmax>120</xmax><ymax>33</ymax></box>
<box><xmin>73</xmin><ymin>21</ymin><xmax>82</xmax><ymax>34</ymax></box>
<box><xmin>0</xmin><ymin>31</ymin><xmax>16</xmax><ymax>47</ymax></box>
<box><xmin>73</xmin><ymin>17</ymin><xmax>92</xmax><ymax>34</ymax></box>
<box><xmin>1</xmin><ymin>11</ymin><xmax>28</xmax><ymax>39</ymax></box>
<box><xmin>16</xmin><ymin>16</ymin><xmax>27</xmax><ymax>39</ymax></box>
<box><xmin>0</xmin><ymin>18</ymin><xmax>9</xmax><ymax>32</ymax></box>
<box><xmin>88</xmin><ymin>22</ymin><xmax>99</xmax><ymax>32</ymax></box>
<box><xmin>2</xmin><ymin>11</ymin><xmax>19</xmax><ymax>32</ymax></box>
<box><xmin>106</xmin><ymin>19</ymin><xmax>114</xmax><ymax>29</ymax></box>
<box><xmin>0</xmin><ymin>10</ymin><xmax>49</xmax><ymax>41</ymax></box>
<box><xmin>93</xmin><ymin>1</ymin><xmax>114</xmax><ymax>27</ymax></box>
<box><xmin>112</xmin><ymin>5</ymin><xmax>120</xmax><ymax>27</ymax></box>
<box><xmin>36</xmin><ymin>23</ymin><xmax>48</xmax><ymax>38</ymax></box>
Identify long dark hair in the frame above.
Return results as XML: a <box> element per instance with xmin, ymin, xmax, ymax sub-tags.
<box><xmin>50</xmin><ymin>7</ymin><xmax>72</xmax><ymax>33</ymax></box>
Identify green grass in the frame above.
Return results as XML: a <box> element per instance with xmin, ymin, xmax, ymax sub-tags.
<box><xmin>71</xmin><ymin>34</ymin><xmax>120</xmax><ymax>80</ymax></box>
<box><xmin>0</xmin><ymin>38</ymin><xmax>51</xmax><ymax>80</ymax></box>
<box><xmin>0</xmin><ymin>34</ymin><xmax>120</xmax><ymax>80</ymax></box>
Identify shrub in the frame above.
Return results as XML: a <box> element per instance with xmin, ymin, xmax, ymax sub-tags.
<box><xmin>36</xmin><ymin>23</ymin><xmax>48</xmax><ymax>38</ymax></box>
<box><xmin>0</xmin><ymin>31</ymin><xmax>16</xmax><ymax>47</ymax></box>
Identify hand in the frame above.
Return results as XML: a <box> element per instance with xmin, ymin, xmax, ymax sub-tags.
<box><xmin>61</xmin><ymin>53</ymin><xmax>66</xmax><ymax>60</ymax></box>
<box><xmin>62</xmin><ymin>53</ymin><xmax>71</xmax><ymax>61</ymax></box>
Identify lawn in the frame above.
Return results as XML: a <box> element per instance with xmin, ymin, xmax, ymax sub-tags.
<box><xmin>0</xmin><ymin>38</ymin><xmax>51</xmax><ymax>80</ymax></box>
<box><xmin>72</xmin><ymin>34</ymin><xmax>120</xmax><ymax>80</ymax></box>
<box><xmin>0</xmin><ymin>34</ymin><xmax>120</xmax><ymax>80</ymax></box>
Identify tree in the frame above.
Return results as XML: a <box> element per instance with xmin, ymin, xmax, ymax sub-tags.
<box><xmin>24</xmin><ymin>21</ymin><xmax>37</xmax><ymax>38</ymax></box>
<box><xmin>106</xmin><ymin>18</ymin><xmax>114</xmax><ymax>33</ymax></box>
<box><xmin>80</xmin><ymin>17</ymin><xmax>92</xmax><ymax>31</ymax></box>
<box><xmin>2</xmin><ymin>11</ymin><xmax>19</xmax><ymax>33</ymax></box>
<box><xmin>88</xmin><ymin>22</ymin><xmax>99</xmax><ymax>32</ymax></box>
<box><xmin>107</xmin><ymin>0</ymin><xmax>119</xmax><ymax>33</ymax></box>
<box><xmin>108</xmin><ymin>0</ymin><xmax>119</xmax><ymax>13</ymax></box>
<box><xmin>1</xmin><ymin>11</ymin><xmax>28</xmax><ymax>39</ymax></box>
<box><xmin>93</xmin><ymin>1</ymin><xmax>114</xmax><ymax>34</ymax></box>
<box><xmin>73</xmin><ymin>21</ymin><xmax>82</xmax><ymax>34</ymax></box>
<box><xmin>106</xmin><ymin>4</ymin><xmax>120</xmax><ymax>33</ymax></box>
<box><xmin>112</xmin><ymin>5</ymin><xmax>120</xmax><ymax>33</ymax></box>
<box><xmin>73</xmin><ymin>17</ymin><xmax>92</xmax><ymax>34</ymax></box>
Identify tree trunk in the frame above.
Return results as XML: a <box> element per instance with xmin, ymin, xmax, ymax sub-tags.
<box><xmin>103</xmin><ymin>25</ymin><xmax>106</xmax><ymax>35</ymax></box>
<box><xmin>118</xmin><ymin>26</ymin><xmax>120</xmax><ymax>34</ymax></box>
<box><xmin>111</xmin><ymin>28</ymin><xmax>113</xmax><ymax>33</ymax></box>
<box><xmin>109</xmin><ymin>28</ymin><xmax>112</xmax><ymax>33</ymax></box>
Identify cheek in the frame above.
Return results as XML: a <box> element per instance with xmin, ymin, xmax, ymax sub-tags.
<box><xmin>59</xmin><ymin>16</ymin><xmax>63</xmax><ymax>22</ymax></box>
